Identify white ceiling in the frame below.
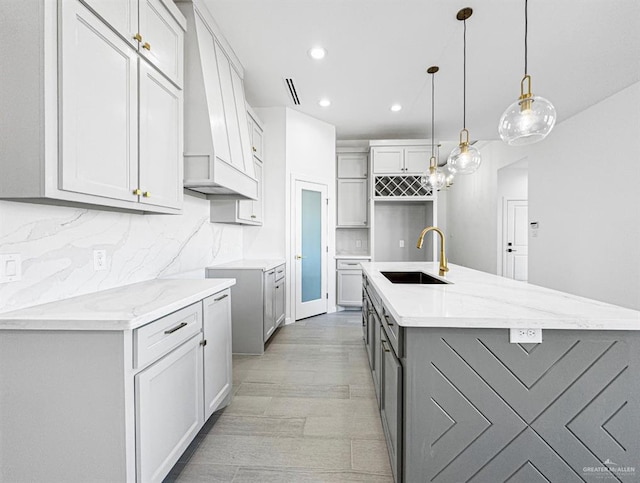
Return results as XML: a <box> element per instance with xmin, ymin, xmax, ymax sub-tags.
<box><xmin>202</xmin><ymin>0</ymin><xmax>640</xmax><ymax>143</ymax></box>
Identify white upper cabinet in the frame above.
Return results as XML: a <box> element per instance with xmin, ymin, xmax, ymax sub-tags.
<box><xmin>337</xmin><ymin>179</ymin><xmax>368</xmax><ymax>227</ymax></box>
<box><xmin>403</xmin><ymin>146</ymin><xmax>431</xmax><ymax>173</ymax></box>
<box><xmin>138</xmin><ymin>0</ymin><xmax>184</xmax><ymax>87</ymax></box>
<box><xmin>81</xmin><ymin>0</ymin><xmax>138</xmax><ymax>48</ymax></box>
<box><xmin>83</xmin><ymin>0</ymin><xmax>184</xmax><ymax>87</ymax></box>
<box><xmin>337</xmin><ymin>153</ymin><xmax>368</xmax><ymax>178</ymax></box>
<box><xmin>371</xmin><ymin>144</ymin><xmax>433</xmax><ymax>174</ymax></box>
<box><xmin>248</xmin><ymin>112</ymin><xmax>264</xmax><ymax>162</ymax></box>
<box><xmin>0</xmin><ymin>0</ymin><xmax>185</xmax><ymax>214</ymax></box>
<box><xmin>60</xmin><ymin>0</ymin><xmax>139</xmax><ymax>202</ymax></box>
<box><xmin>371</xmin><ymin>147</ymin><xmax>404</xmax><ymax>173</ymax></box>
<box><xmin>179</xmin><ymin>1</ymin><xmax>258</xmax><ymax>200</ymax></box>
<box><xmin>138</xmin><ymin>60</ymin><xmax>183</xmax><ymax>209</ymax></box>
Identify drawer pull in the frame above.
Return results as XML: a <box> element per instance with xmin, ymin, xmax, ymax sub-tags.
<box><xmin>143</xmin><ymin>42</ymin><xmax>151</xmax><ymax>51</ymax></box>
<box><xmin>200</xmin><ymin>339</ymin><xmax>207</xmax><ymax>347</ymax></box>
<box><xmin>214</xmin><ymin>294</ymin><xmax>229</xmax><ymax>302</ymax></box>
<box><xmin>268</xmin><ymin>270</ymin><xmax>275</xmax><ymax>275</ymax></box>
<box><xmin>133</xmin><ymin>33</ymin><xmax>142</xmax><ymax>42</ymax></box>
<box><xmin>384</xmin><ymin>314</ymin><xmax>394</xmax><ymax>326</ymax></box>
<box><xmin>345</xmin><ymin>263</ymin><xmax>359</xmax><ymax>266</ymax></box>
<box><xmin>164</xmin><ymin>322</ymin><xmax>188</xmax><ymax>334</ymax></box>
<box><xmin>381</xmin><ymin>339</ymin><xmax>391</xmax><ymax>353</ymax></box>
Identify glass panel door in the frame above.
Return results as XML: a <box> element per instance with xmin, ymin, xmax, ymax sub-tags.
<box><xmin>294</xmin><ymin>180</ymin><xmax>327</xmax><ymax>320</ymax></box>
<box><xmin>301</xmin><ymin>189</ymin><xmax>322</xmax><ymax>302</ymax></box>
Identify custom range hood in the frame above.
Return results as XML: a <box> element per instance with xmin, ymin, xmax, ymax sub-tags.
<box><xmin>177</xmin><ymin>0</ymin><xmax>258</xmax><ymax>200</ymax></box>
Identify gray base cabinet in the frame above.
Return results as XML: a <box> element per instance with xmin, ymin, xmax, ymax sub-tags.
<box><xmin>362</xmin><ymin>275</ymin><xmax>640</xmax><ymax>482</ymax></box>
<box><xmin>0</xmin><ymin>286</ymin><xmax>232</xmax><ymax>483</ymax></box>
<box><xmin>207</xmin><ymin>264</ymin><xmax>285</xmax><ymax>354</ymax></box>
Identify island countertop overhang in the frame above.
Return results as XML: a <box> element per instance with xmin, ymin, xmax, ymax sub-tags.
<box><xmin>361</xmin><ymin>262</ymin><xmax>640</xmax><ymax>330</ymax></box>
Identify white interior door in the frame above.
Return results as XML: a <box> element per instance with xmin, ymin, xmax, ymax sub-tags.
<box><xmin>294</xmin><ymin>180</ymin><xmax>328</xmax><ymax>320</ymax></box>
<box><xmin>503</xmin><ymin>199</ymin><xmax>529</xmax><ymax>281</ymax></box>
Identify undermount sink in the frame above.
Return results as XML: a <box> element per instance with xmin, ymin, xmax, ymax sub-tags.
<box><xmin>381</xmin><ymin>271</ymin><xmax>450</xmax><ymax>285</ymax></box>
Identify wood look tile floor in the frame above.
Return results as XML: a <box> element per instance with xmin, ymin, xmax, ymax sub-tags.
<box><xmin>164</xmin><ymin>311</ymin><xmax>393</xmax><ymax>483</ymax></box>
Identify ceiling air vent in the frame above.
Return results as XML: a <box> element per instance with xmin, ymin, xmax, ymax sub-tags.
<box><xmin>283</xmin><ymin>77</ymin><xmax>301</xmax><ymax>105</ymax></box>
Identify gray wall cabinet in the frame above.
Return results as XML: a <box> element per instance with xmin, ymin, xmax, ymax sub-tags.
<box><xmin>207</xmin><ymin>264</ymin><xmax>285</xmax><ymax>354</ymax></box>
<box><xmin>363</xmin><ymin>276</ymin><xmax>640</xmax><ymax>483</ymax></box>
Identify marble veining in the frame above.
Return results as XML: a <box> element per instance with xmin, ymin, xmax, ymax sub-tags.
<box><xmin>0</xmin><ymin>279</ymin><xmax>235</xmax><ymax>331</ymax></box>
<box><xmin>0</xmin><ymin>195</ymin><xmax>243</xmax><ymax>313</ymax></box>
<box><xmin>362</xmin><ymin>262</ymin><xmax>640</xmax><ymax>330</ymax></box>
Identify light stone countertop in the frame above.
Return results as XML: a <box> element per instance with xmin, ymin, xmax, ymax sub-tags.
<box><xmin>0</xmin><ymin>279</ymin><xmax>235</xmax><ymax>331</ymax></box>
<box><xmin>335</xmin><ymin>255</ymin><xmax>372</xmax><ymax>260</ymax></box>
<box><xmin>362</xmin><ymin>262</ymin><xmax>640</xmax><ymax>330</ymax></box>
<box><xmin>206</xmin><ymin>259</ymin><xmax>285</xmax><ymax>271</ymax></box>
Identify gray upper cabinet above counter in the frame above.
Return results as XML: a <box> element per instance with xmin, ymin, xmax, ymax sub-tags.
<box><xmin>178</xmin><ymin>0</ymin><xmax>258</xmax><ymax>200</ymax></box>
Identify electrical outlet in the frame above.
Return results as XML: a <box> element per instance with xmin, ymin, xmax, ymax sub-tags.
<box><xmin>510</xmin><ymin>328</ymin><xmax>542</xmax><ymax>344</ymax></box>
<box><xmin>93</xmin><ymin>250</ymin><xmax>107</xmax><ymax>271</ymax></box>
<box><xmin>0</xmin><ymin>254</ymin><xmax>22</xmax><ymax>283</ymax></box>
<box><xmin>399</xmin><ymin>240</ymin><xmax>405</xmax><ymax>248</ymax></box>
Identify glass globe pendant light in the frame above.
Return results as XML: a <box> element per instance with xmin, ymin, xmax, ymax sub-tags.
<box><xmin>421</xmin><ymin>66</ymin><xmax>446</xmax><ymax>190</ymax></box>
<box><xmin>498</xmin><ymin>0</ymin><xmax>556</xmax><ymax>145</ymax></box>
<box><xmin>448</xmin><ymin>8</ymin><xmax>482</xmax><ymax>175</ymax></box>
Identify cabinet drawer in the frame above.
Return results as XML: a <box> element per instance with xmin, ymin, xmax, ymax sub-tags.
<box><xmin>134</xmin><ymin>302</ymin><xmax>202</xmax><ymax>368</ymax></box>
<box><xmin>275</xmin><ymin>264</ymin><xmax>286</xmax><ymax>282</ymax></box>
<box><xmin>381</xmin><ymin>308</ymin><xmax>403</xmax><ymax>358</ymax></box>
<box><xmin>337</xmin><ymin>260</ymin><xmax>363</xmax><ymax>270</ymax></box>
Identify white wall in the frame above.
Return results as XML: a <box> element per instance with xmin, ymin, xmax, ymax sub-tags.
<box><xmin>446</xmin><ymin>82</ymin><xmax>640</xmax><ymax>310</ymax></box>
<box><xmin>446</xmin><ymin>141</ymin><xmax>529</xmax><ymax>274</ymax></box>
<box><xmin>0</xmin><ymin>194</ymin><xmax>244</xmax><ymax>313</ymax></box>
<box><xmin>528</xmin><ymin>82</ymin><xmax>640</xmax><ymax>310</ymax></box>
<box><xmin>286</xmin><ymin>109</ymin><xmax>337</xmax><ymax>316</ymax></box>
<box><xmin>245</xmin><ymin>108</ymin><xmax>337</xmax><ymax>320</ymax></box>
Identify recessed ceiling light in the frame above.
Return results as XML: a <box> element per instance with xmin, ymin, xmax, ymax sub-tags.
<box><xmin>318</xmin><ymin>98</ymin><xmax>331</xmax><ymax>107</ymax></box>
<box><xmin>390</xmin><ymin>104</ymin><xmax>402</xmax><ymax>112</ymax></box>
<box><xmin>308</xmin><ymin>47</ymin><xmax>326</xmax><ymax>60</ymax></box>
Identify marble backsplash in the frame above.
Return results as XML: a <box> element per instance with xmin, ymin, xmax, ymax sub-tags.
<box><xmin>0</xmin><ymin>194</ymin><xmax>243</xmax><ymax>313</ymax></box>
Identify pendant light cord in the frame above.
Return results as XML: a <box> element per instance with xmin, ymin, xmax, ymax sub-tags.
<box><xmin>463</xmin><ymin>19</ymin><xmax>467</xmax><ymax>130</ymax></box>
<box><xmin>431</xmin><ymin>71</ymin><xmax>435</xmax><ymax>158</ymax></box>
<box><xmin>524</xmin><ymin>0</ymin><xmax>528</xmax><ymax>76</ymax></box>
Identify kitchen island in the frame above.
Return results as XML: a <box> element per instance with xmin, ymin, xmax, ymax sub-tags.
<box><xmin>361</xmin><ymin>262</ymin><xmax>640</xmax><ymax>483</ymax></box>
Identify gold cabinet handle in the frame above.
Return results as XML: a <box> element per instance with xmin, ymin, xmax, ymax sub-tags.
<box><xmin>133</xmin><ymin>188</ymin><xmax>142</xmax><ymax>196</ymax></box>
<box><xmin>295</xmin><ymin>255</ymin><xmax>305</xmax><ymax>260</ymax></box>
<box><xmin>251</xmin><ymin>215</ymin><xmax>257</xmax><ymax>219</ymax></box>
<box><xmin>252</xmin><ymin>146</ymin><xmax>257</xmax><ymax>152</ymax></box>
<box><xmin>143</xmin><ymin>191</ymin><xmax>151</xmax><ymax>198</ymax></box>
<box><xmin>133</xmin><ymin>33</ymin><xmax>142</xmax><ymax>42</ymax></box>
<box><xmin>143</xmin><ymin>42</ymin><xmax>151</xmax><ymax>51</ymax></box>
